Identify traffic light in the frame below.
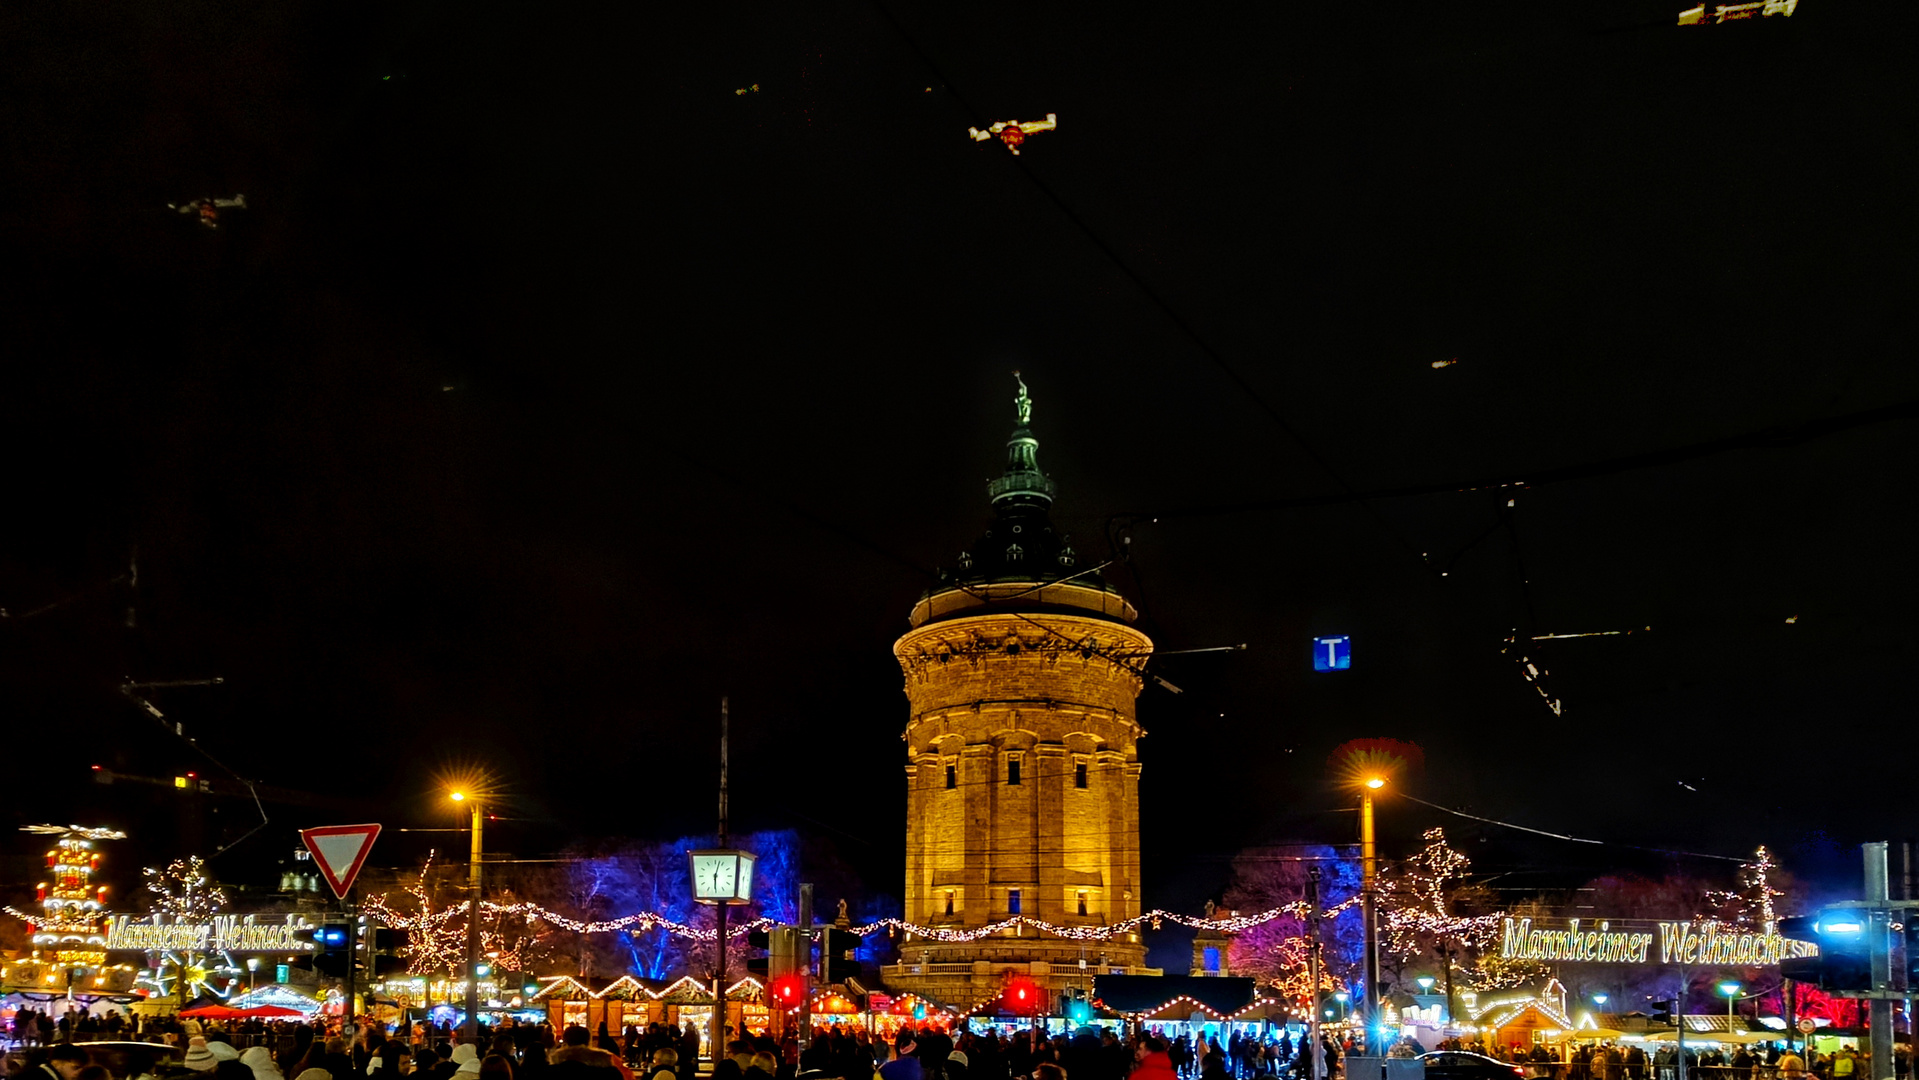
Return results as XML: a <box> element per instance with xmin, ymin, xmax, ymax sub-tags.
<box><xmin>1904</xmin><ymin>914</ymin><xmax>1919</xmax><ymax>988</ymax></box>
<box><xmin>746</xmin><ymin>927</ymin><xmax>773</xmax><ymax>979</ymax></box>
<box><xmin>1065</xmin><ymin>991</ymin><xmax>1093</xmax><ymax>1026</ymax></box>
<box><xmin>820</xmin><ymin>927</ymin><xmax>861</xmax><ymax>984</ymax></box>
<box><xmin>770</xmin><ymin>973</ymin><xmax>807</xmax><ymax>1010</ymax></box>
<box><xmin>1648</xmin><ymin>1000</ymin><xmax>1675</xmax><ymax>1027</ymax></box>
<box><xmin>310</xmin><ymin>923</ymin><xmax>357</xmax><ymax>977</ymax></box>
<box><xmin>1779</xmin><ymin>912</ymin><xmax>1872</xmax><ymax>992</ymax></box>
<box><xmin>371</xmin><ymin>928</ymin><xmax>410</xmax><ymax>977</ymax></box>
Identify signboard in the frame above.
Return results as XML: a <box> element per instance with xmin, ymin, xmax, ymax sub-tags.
<box><xmin>1313</xmin><ymin>636</ymin><xmax>1351</xmax><ymax>671</ymax></box>
<box><xmin>301</xmin><ymin>823</ymin><xmax>382</xmax><ymax>899</ymax></box>
<box><xmin>105</xmin><ymin>913</ymin><xmax>318</xmax><ymax>953</ymax></box>
<box><xmin>1798</xmin><ymin>1019</ymin><xmax>1817</xmax><ymax>1034</ymax></box>
<box><xmin>1498</xmin><ymin>917</ymin><xmax>1818</xmax><ymax>967</ymax></box>
<box><xmin>868</xmin><ymin>993</ymin><xmax>893</xmax><ymax>1014</ymax></box>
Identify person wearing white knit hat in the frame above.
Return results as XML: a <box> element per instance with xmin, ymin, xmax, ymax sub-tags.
<box><xmin>449</xmin><ymin>1045</ymin><xmax>483</xmax><ymax>1077</ymax></box>
<box><xmin>241</xmin><ymin>1045</ymin><xmax>286</xmax><ymax>1080</ymax></box>
<box><xmin>210</xmin><ymin>1043</ymin><xmax>242</xmax><ymax>1064</ymax></box>
<box><xmin>184</xmin><ymin>1038</ymin><xmax>218</xmax><ymax>1072</ymax></box>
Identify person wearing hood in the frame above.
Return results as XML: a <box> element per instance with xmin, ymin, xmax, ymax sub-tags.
<box><xmin>449</xmin><ymin>1046</ymin><xmax>483</xmax><ymax>1080</ymax></box>
<box><xmin>211</xmin><ymin>1044</ymin><xmax>244</xmax><ymax>1068</ymax></box>
<box><xmin>243</xmin><ymin>1047</ymin><xmax>288</xmax><ymax>1080</ymax></box>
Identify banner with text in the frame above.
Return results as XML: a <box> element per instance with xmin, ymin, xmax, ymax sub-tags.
<box><xmin>1498</xmin><ymin>917</ymin><xmax>1818</xmax><ymax>967</ymax></box>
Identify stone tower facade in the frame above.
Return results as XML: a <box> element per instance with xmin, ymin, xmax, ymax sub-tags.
<box><xmin>881</xmin><ymin>376</ymin><xmax>1161</xmax><ymax>1010</ymax></box>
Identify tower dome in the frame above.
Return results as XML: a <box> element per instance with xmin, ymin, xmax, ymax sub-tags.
<box><xmin>911</xmin><ymin>373</ymin><xmax>1136</xmax><ymax>629</ymax></box>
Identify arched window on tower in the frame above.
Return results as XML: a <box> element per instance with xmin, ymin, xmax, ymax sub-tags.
<box><xmin>944</xmin><ymin>891</ymin><xmax>955</xmax><ymax>917</ymax></box>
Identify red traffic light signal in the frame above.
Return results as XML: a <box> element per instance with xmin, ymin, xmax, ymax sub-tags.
<box><xmin>771</xmin><ymin>974</ymin><xmax>807</xmax><ymax>1009</ymax></box>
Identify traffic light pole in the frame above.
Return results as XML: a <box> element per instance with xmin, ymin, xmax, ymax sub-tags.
<box><xmin>345</xmin><ymin>888</ymin><xmax>358</xmax><ymax>1039</ymax></box>
<box><xmin>798</xmin><ymin>884</ymin><xmax>813</xmax><ymax>1052</ymax></box>
<box><xmin>1865</xmin><ymin>843</ymin><xmax>1893</xmax><ymax>1080</ymax></box>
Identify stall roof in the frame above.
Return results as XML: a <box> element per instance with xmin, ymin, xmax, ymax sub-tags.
<box><xmin>1093</xmin><ymin>975</ymin><xmax>1255</xmax><ymax>1017</ymax></box>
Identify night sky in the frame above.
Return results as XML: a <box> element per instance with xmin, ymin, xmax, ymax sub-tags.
<box><xmin>4</xmin><ymin>0</ymin><xmax>1916</xmax><ymax>954</ymax></box>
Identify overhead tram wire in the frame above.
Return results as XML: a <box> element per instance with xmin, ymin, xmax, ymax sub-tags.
<box><xmin>1104</xmin><ymin>397</ymin><xmax>1919</xmax><ymax>527</ymax></box>
<box><xmin>1395</xmin><ymin>790</ymin><xmax>1744</xmax><ymax>863</ymax></box>
<box><xmin>864</xmin><ymin>0</ymin><xmax>1439</xmax><ymax>578</ymax></box>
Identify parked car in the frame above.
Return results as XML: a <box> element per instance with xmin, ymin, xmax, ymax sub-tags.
<box><xmin>1420</xmin><ymin>1052</ymin><xmax>1529</xmax><ymax>1080</ymax></box>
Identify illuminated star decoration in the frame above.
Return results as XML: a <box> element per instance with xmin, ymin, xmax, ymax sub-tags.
<box><xmin>968</xmin><ymin>114</ymin><xmax>1057</xmax><ymax>155</ymax></box>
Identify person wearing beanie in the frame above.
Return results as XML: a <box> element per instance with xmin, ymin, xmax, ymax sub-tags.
<box><xmin>242</xmin><ymin>1046</ymin><xmax>287</xmax><ymax>1080</ymax></box>
<box><xmin>211</xmin><ymin>1044</ymin><xmax>243</xmax><ymax>1065</ymax></box>
<box><xmin>449</xmin><ymin>1046</ymin><xmax>482</xmax><ymax>1078</ymax></box>
<box><xmin>184</xmin><ymin>1038</ymin><xmax>220</xmax><ymax>1073</ymax></box>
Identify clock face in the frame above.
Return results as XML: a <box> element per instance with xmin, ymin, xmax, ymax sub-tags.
<box><xmin>690</xmin><ymin>850</ymin><xmax>756</xmax><ymax>902</ymax></box>
<box><xmin>692</xmin><ymin>855</ymin><xmax>734</xmax><ymax>899</ymax></box>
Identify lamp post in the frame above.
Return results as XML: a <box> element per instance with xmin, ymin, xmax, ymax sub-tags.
<box><xmin>1719</xmin><ymin>982</ymin><xmax>1740</xmax><ymax>1020</ymax></box>
<box><xmin>1361</xmin><ymin>776</ymin><xmax>1384</xmax><ymax>1055</ymax></box>
<box><xmin>451</xmin><ymin>789</ymin><xmax>483</xmax><ymax>1043</ymax></box>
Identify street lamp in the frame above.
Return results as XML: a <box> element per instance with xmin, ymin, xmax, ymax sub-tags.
<box><xmin>1719</xmin><ymin>982</ymin><xmax>1740</xmax><ymax>1019</ymax></box>
<box><xmin>247</xmin><ymin>957</ymin><xmax>260</xmax><ymax>994</ymax></box>
<box><xmin>450</xmin><ymin>788</ymin><xmax>484</xmax><ymax>1043</ymax></box>
<box><xmin>1360</xmin><ymin>776</ymin><xmax>1384</xmax><ymax>1055</ymax></box>
<box><xmin>1417</xmin><ymin>977</ymin><xmax>1435</xmax><ymax>992</ymax></box>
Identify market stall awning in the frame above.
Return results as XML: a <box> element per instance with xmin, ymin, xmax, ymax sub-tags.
<box><xmin>1093</xmin><ymin>975</ymin><xmax>1255</xmax><ymax>1018</ymax></box>
<box><xmin>180</xmin><ymin>1004</ymin><xmax>250</xmax><ymax>1019</ymax></box>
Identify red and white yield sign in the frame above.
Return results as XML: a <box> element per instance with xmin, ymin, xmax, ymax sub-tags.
<box><xmin>301</xmin><ymin>824</ymin><xmax>383</xmax><ymax>899</ymax></box>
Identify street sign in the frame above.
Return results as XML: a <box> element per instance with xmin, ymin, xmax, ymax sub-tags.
<box><xmin>1313</xmin><ymin>635</ymin><xmax>1351</xmax><ymax>671</ymax></box>
<box><xmin>300</xmin><ymin>824</ymin><xmax>383</xmax><ymax>899</ymax></box>
<box><xmin>868</xmin><ymin>993</ymin><xmax>893</xmax><ymax>1014</ymax></box>
<box><xmin>1797</xmin><ymin>1019</ymin><xmax>1817</xmax><ymax>1034</ymax></box>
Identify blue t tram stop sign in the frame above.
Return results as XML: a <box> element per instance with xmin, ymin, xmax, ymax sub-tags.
<box><xmin>1313</xmin><ymin>635</ymin><xmax>1351</xmax><ymax>671</ymax></box>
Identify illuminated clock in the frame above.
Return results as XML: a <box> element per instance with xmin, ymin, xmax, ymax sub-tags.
<box><xmin>687</xmin><ymin>850</ymin><xmax>756</xmax><ymax>905</ymax></box>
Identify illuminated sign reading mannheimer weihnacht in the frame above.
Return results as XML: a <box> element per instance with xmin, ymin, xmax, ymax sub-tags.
<box><xmin>1499</xmin><ymin>917</ymin><xmax>1819</xmax><ymax>967</ymax></box>
<box><xmin>104</xmin><ymin>913</ymin><xmax>318</xmax><ymax>953</ymax></box>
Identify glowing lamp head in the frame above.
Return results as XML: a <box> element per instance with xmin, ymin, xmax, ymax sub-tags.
<box><xmin>1719</xmin><ymin>982</ymin><xmax>1740</xmax><ymax>997</ymax></box>
<box><xmin>1593</xmin><ymin>994</ymin><xmax>1608</xmax><ymax>1005</ymax></box>
<box><xmin>449</xmin><ymin>791</ymin><xmax>466</xmax><ymax>802</ymax></box>
<box><xmin>1365</xmin><ymin>777</ymin><xmax>1385</xmax><ymax>790</ymax></box>
<box><xmin>1417</xmin><ymin>977</ymin><xmax>1435</xmax><ymax>991</ymax></box>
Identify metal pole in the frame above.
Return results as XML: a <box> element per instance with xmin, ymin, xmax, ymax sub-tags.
<box><xmin>714</xmin><ymin>696</ymin><xmax>730</xmax><ymax>1064</ymax></box>
<box><xmin>1865</xmin><ymin>842</ymin><xmax>1893</xmax><ymax>1080</ymax></box>
<box><xmin>1676</xmin><ymin>971</ymin><xmax>1688</xmax><ymax>1080</ymax></box>
<box><xmin>798</xmin><ymin>885</ymin><xmax>814</xmax><ymax>1053</ymax></box>
<box><xmin>465</xmin><ymin>802</ymin><xmax>483</xmax><ymax>1042</ymax></box>
<box><xmin>1442</xmin><ymin>939</ymin><xmax>1454</xmax><ymax>1034</ymax></box>
<box><xmin>1360</xmin><ymin>791</ymin><xmax>1380</xmax><ymax>1056</ymax></box>
<box><xmin>1308</xmin><ymin>868</ymin><xmax>1324</xmax><ymax>1080</ymax></box>
<box><xmin>346</xmin><ymin>889</ymin><xmax>359</xmax><ymax>1040</ymax></box>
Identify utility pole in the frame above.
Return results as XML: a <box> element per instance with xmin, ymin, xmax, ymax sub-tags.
<box><xmin>1865</xmin><ymin>842</ymin><xmax>1893</xmax><ymax>1080</ymax></box>
<box><xmin>1307</xmin><ymin>868</ymin><xmax>1324</xmax><ymax>1080</ymax></box>
<box><xmin>1676</xmin><ymin>971</ymin><xmax>1688</xmax><ymax>1080</ymax></box>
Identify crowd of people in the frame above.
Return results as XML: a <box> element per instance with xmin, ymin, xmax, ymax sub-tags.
<box><xmin>0</xmin><ymin>1013</ymin><xmax>1909</xmax><ymax>1080</ymax></box>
